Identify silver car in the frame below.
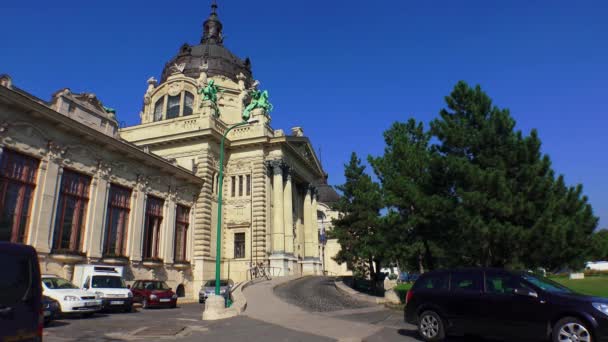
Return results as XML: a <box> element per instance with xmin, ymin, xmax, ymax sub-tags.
<box><xmin>199</xmin><ymin>279</ymin><xmax>233</xmax><ymax>303</ymax></box>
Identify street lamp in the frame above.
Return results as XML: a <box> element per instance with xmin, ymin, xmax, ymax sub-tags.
<box><xmin>214</xmin><ymin>118</ymin><xmax>259</xmax><ymax>297</ymax></box>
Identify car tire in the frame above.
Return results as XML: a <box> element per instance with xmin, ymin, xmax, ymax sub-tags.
<box><xmin>418</xmin><ymin>310</ymin><xmax>446</xmax><ymax>342</ymax></box>
<box><xmin>124</xmin><ymin>305</ymin><xmax>133</xmax><ymax>313</ymax></box>
<box><xmin>552</xmin><ymin>317</ymin><xmax>592</xmax><ymax>342</ymax></box>
<box><xmin>82</xmin><ymin>312</ymin><xmax>95</xmax><ymax>318</ymax></box>
<box><xmin>142</xmin><ymin>298</ymin><xmax>149</xmax><ymax>309</ymax></box>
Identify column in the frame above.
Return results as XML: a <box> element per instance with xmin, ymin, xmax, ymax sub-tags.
<box><xmin>301</xmin><ymin>184</ymin><xmax>315</xmax><ymax>275</ymax></box>
<box><xmin>283</xmin><ymin>168</ymin><xmax>295</xmax><ymax>274</ymax></box>
<box><xmin>28</xmin><ymin>158</ymin><xmax>62</xmax><ymax>254</ymax></box>
<box><xmin>270</xmin><ymin>160</ymin><xmax>285</xmax><ymax>254</ymax></box>
<box><xmin>129</xmin><ymin>185</ymin><xmax>147</xmax><ymax>262</ymax></box>
<box><xmin>163</xmin><ymin>197</ymin><xmax>177</xmax><ymax>264</ymax></box>
<box><xmin>86</xmin><ymin>175</ymin><xmax>110</xmax><ymax>258</ymax></box>
<box><xmin>311</xmin><ymin>190</ymin><xmax>320</xmax><ymax>274</ymax></box>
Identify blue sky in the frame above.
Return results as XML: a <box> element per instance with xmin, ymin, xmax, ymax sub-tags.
<box><xmin>2</xmin><ymin>1</ymin><xmax>607</xmax><ymax>227</ymax></box>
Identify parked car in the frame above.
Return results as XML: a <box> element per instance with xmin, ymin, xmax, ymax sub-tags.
<box><xmin>130</xmin><ymin>280</ymin><xmax>177</xmax><ymax>309</ymax></box>
<box><xmin>41</xmin><ymin>275</ymin><xmax>102</xmax><ymax>316</ymax></box>
<box><xmin>74</xmin><ymin>265</ymin><xmax>133</xmax><ymax>312</ymax></box>
<box><xmin>0</xmin><ymin>242</ymin><xmax>43</xmax><ymax>342</ymax></box>
<box><xmin>405</xmin><ymin>268</ymin><xmax>608</xmax><ymax>342</ymax></box>
<box><xmin>199</xmin><ymin>279</ymin><xmax>233</xmax><ymax>303</ymax></box>
<box><xmin>42</xmin><ymin>295</ymin><xmax>60</xmax><ymax>325</ymax></box>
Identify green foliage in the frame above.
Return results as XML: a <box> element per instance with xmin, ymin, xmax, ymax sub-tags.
<box><xmin>334</xmin><ymin>81</ymin><xmax>598</xmax><ymax>273</ymax></box>
<box><xmin>330</xmin><ymin>153</ymin><xmax>385</xmax><ymax>284</ymax></box>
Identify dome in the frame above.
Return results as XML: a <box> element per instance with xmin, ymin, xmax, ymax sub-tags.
<box><xmin>160</xmin><ymin>2</ymin><xmax>252</xmax><ymax>84</ymax></box>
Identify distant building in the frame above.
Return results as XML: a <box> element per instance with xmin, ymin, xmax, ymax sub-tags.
<box><xmin>0</xmin><ymin>3</ymin><xmax>350</xmax><ymax>299</ymax></box>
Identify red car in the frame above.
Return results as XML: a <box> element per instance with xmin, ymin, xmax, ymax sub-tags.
<box><xmin>130</xmin><ymin>280</ymin><xmax>177</xmax><ymax>309</ymax></box>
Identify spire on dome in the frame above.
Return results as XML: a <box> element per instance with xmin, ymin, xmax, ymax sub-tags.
<box><xmin>201</xmin><ymin>0</ymin><xmax>223</xmax><ymax>45</ymax></box>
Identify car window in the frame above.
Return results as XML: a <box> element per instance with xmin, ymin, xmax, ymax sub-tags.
<box><xmin>521</xmin><ymin>274</ymin><xmax>573</xmax><ymax>294</ymax></box>
<box><xmin>451</xmin><ymin>271</ymin><xmax>482</xmax><ymax>292</ymax></box>
<box><xmin>205</xmin><ymin>280</ymin><xmax>230</xmax><ymax>287</ymax></box>
<box><xmin>485</xmin><ymin>273</ymin><xmax>529</xmax><ymax>295</ymax></box>
<box><xmin>42</xmin><ymin>277</ymin><xmax>78</xmax><ymax>290</ymax></box>
<box><xmin>142</xmin><ymin>281</ymin><xmax>169</xmax><ymax>290</ymax></box>
<box><xmin>92</xmin><ymin>276</ymin><xmax>126</xmax><ymax>289</ymax></box>
<box><xmin>0</xmin><ymin>253</ymin><xmax>33</xmax><ymax>305</ymax></box>
<box><xmin>413</xmin><ymin>273</ymin><xmax>449</xmax><ymax>290</ymax></box>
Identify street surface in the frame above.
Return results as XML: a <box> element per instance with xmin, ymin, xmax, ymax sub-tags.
<box><xmin>43</xmin><ymin>276</ymin><xmax>531</xmax><ymax>341</ymax></box>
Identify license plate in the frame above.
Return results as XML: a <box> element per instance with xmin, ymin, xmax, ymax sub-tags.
<box><xmin>159</xmin><ymin>299</ymin><xmax>170</xmax><ymax>302</ymax></box>
<box><xmin>110</xmin><ymin>301</ymin><xmax>124</xmax><ymax>305</ymax></box>
<box><xmin>85</xmin><ymin>301</ymin><xmax>98</xmax><ymax>307</ymax></box>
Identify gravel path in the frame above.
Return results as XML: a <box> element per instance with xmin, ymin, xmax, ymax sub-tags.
<box><xmin>274</xmin><ymin>276</ymin><xmax>373</xmax><ymax>312</ymax></box>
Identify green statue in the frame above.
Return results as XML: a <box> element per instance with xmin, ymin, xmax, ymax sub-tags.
<box><xmin>103</xmin><ymin>106</ymin><xmax>116</xmax><ymax>114</ymax></box>
<box><xmin>199</xmin><ymin>79</ymin><xmax>221</xmax><ymax>117</ymax></box>
<box><xmin>242</xmin><ymin>89</ymin><xmax>273</xmax><ymax>121</ymax></box>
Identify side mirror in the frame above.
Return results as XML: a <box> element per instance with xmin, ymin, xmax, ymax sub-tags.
<box><xmin>127</xmin><ymin>284</ymin><xmax>131</xmax><ymax>289</ymax></box>
<box><xmin>514</xmin><ymin>288</ymin><xmax>538</xmax><ymax>298</ymax></box>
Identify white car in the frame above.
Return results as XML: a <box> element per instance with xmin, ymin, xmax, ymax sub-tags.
<box><xmin>41</xmin><ymin>275</ymin><xmax>102</xmax><ymax>316</ymax></box>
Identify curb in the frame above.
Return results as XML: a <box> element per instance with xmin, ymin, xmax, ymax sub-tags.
<box><xmin>334</xmin><ymin>280</ymin><xmax>386</xmax><ymax>304</ymax></box>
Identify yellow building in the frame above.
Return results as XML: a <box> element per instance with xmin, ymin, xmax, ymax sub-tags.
<box><xmin>0</xmin><ymin>3</ymin><xmax>344</xmax><ymax>300</ymax></box>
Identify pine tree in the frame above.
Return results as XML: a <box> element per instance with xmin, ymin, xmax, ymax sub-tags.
<box><xmin>330</xmin><ymin>152</ymin><xmax>384</xmax><ymax>288</ymax></box>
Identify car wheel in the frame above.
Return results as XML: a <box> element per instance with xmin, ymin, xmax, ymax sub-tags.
<box><xmin>553</xmin><ymin>317</ymin><xmax>592</xmax><ymax>342</ymax></box>
<box><xmin>82</xmin><ymin>312</ymin><xmax>95</xmax><ymax>318</ymax></box>
<box><xmin>124</xmin><ymin>305</ymin><xmax>133</xmax><ymax>313</ymax></box>
<box><xmin>418</xmin><ymin>310</ymin><xmax>445</xmax><ymax>342</ymax></box>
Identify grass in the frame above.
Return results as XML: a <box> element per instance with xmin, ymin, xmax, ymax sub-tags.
<box><xmin>550</xmin><ymin>276</ymin><xmax>608</xmax><ymax>298</ymax></box>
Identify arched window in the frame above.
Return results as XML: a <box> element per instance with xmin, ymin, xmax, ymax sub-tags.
<box><xmin>183</xmin><ymin>92</ymin><xmax>194</xmax><ymax>116</ymax></box>
<box><xmin>166</xmin><ymin>95</ymin><xmax>180</xmax><ymax>119</ymax></box>
<box><xmin>153</xmin><ymin>98</ymin><xmax>164</xmax><ymax>122</ymax></box>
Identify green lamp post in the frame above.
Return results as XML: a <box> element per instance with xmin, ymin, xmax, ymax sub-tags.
<box><xmin>214</xmin><ymin>118</ymin><xmax>259</xmax><ymax>296</ymax></box>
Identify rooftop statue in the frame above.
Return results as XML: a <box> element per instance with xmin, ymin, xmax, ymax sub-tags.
<box><xmin>242</xmin><ymin>89</ymin><xmax>273</xmax><ymax>122</ymax></box>
<box><xmin>199</xmin><ymin>79</ymin><xmax>221</xmax><ymax>117</ymax></box>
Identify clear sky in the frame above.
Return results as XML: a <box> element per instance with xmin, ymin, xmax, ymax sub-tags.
<box><xmin>2</xmin><ymin>1</ymin><xmax>607</xmax><ymax>227</ymax></box>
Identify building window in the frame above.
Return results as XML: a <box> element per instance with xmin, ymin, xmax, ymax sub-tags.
<box><xmin>0</xmin><ymin>149</ymin><xmax>40</xmax><ymax>243</ymax></box>
<box><xmin>143</xmin><ymin>196</ymin><xmax>164</xmax><ymax>259</ymax></box>
<box><xmin>234</xmin><ymin>232</ymin><xmax>245</xmax><ymax>259</ymax></box>
<box><xmin>210</xmin><ymin>172</ymin><xmax>215</xmax><ymax>195</ymax></box>
<box><xmin>231</xmin><ymin>176</ymin><xmax>236</xmax><ymax>197</ymax></box>
<box><xmin>103</xmin><ymin>185</ymin><xmax>131</xmax><ymax>257</ymax></box>
<box><xmin>183</xmin><ymin>92</ymin><xmax>194</xmax><ymax>116</ymax></box>
<box><xmin>53</xmin><ymin>170</ymin><xmax>91</xmax><ymax>252</ymax></box>
<box><xmin>153</xmin><ymin>97</ymin><xmax>164</xmax><ymax>122</ymax></box>
<box><xmin>215</xmin><ymin>173</ymin><xmax>219</xmax><ymax>194</ymax></box>
<box><xmin>238</xmin><ymin>175</ymin><xmax>243</xmax><ymax>197</ymax></box>
<box><xmin>174</xmin><ymin>205</ymin><xmax>190</xmax><ymax>262</ymax></box>
<box><xmin>166</xmin><ymin>95</ymin><xmax>181</xmax><ymax>119</ymax></box>
<box><xmin>246</xmin><ymin>175</ymin><xmax>251</xmax><ymax>196</ymax></box>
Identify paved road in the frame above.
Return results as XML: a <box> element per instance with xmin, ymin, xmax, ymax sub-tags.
<box><xmin>44</xmin><ymin>303</ymin><xmax>332</xmax><ymax>342</ymax></box>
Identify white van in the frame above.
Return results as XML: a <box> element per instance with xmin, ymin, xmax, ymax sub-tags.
<box><xmin>73</xmin><ymin>265</ymin><xmax>133</xmax><ymax>312</ymax></box>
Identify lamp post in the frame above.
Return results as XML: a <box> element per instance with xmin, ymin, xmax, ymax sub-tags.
<box><xmin>214</xmin><ymin>118</ymin><xmax>258</xmax><ymax>296</ymax></box>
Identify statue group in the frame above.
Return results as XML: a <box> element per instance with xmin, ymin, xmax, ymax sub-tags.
<box><xmin>198</xmin><ymin>78</ymin><xmax>273</xmax><ymax>122</ymax></box>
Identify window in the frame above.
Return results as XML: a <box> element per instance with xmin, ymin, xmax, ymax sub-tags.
<box><xmin>413</xmin><ymin>273</ymin><xmax>449</xmax><ymax>291</ymax></box>
<box><xmin>451</xmin><ymin>271</ymin><xmax>482</xmax><ymax>292</ymax></box>
<box><xmin>153</xmin><ymin>97</ymin><xmax>164</xmax><ymax>121</ymax></box>
<box><xmin>234</xmin><ymin>232</ymin><xmax>245</xmax><ymax>259</ymax></box>
<box><xmin>166</xmin><ymin>95</ymin><xmax>180</xmax><ymax>119</ymax></box>
<box><xmin>53</xmin><ymin>170</ymin><xmax>91</xmax><ymax>252</ymax></box>
<box><xmin>174</xmin><ymin>205</ymin><xmax>190</xmax><ymax>262</ymax></box>
<box><xmin>231</xmin><ymin>176</ymin><xmax>236</xmax><ymax>197</ymax></box>
<box><xmin>485</xmin><ymin>272</ymin><xmax>530</xmax><ymax>295</ymax></box>
<box><xmin>183</xmin><ymin>92</ymin><xmax>194</xmax><ymax>116</ymax></box>
<box><xmin>521</xmin><ymin>274</ymin><xmax>573</xmax><ymax>294</ymax></box>
<box><xmin>215</xmin><ymin>173</ymin><xmax>220</xmax><ymax>194</ymax></box>
<box><xmin>238</xmin><ymin>175</ymin><xmax>243</xmax><ymax>197</ymax></box>
<box><xmin>210</xmin><ymin>173</ymin><xmax>215</xmax><ymax>195</ymax></box>
<box><xmin>143</xmin><ymin>196</ymin><xmax>164</xmax><ymax>259</ymax></box>
<box><xmin>91</xmin><ymin>275</ymin><xmax>126</xmax><ymax>289</ymax></box>
<box><xmin>246</xmin><ymin>175</ymin><xmax>251</xmax><ymax>196</ymax></box>
<box><xmin>103</xmin><ymin>185</ymin><xmax>131</xmax><ymax>257</ymax></box>
<box><xmin>0</xmin><ymin>149</ymin><xmax>39</xmax><ymax>243</ymax></box>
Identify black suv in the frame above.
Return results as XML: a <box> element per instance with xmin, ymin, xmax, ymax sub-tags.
<box><xmin>405</xmin><ymin>268</ymin><xmax>608</xmax><ymax>342</ymax></box>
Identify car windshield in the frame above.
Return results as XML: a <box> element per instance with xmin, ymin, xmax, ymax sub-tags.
<box><xmin>204</xmin><ymin>280</ymin><xmax>230</xmax><ymax>287</ymax></box>
<box><xmin>43</xmin><ymin>277</ymin><xmax>78</xmax><ymax>290</ymax></box>
<box><xmin>140</xmin><ymin>281</ymin><xmax>170</xmax><ymax>290</ymax></box>
<box><xmin>521</xmin><ymin>274</ymin><xmax>573</xmax><ymax>294</ymax></box>
<box><xmin>92</xmin><ymin>276</ymin><xmax>126</xmax><ymax>289</ymax></box>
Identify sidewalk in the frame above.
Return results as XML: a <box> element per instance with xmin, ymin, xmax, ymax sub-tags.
<box><xmin>243</xmin><ymin>276</ymin><xmax>385</xmax><ymax>341</ymax></box>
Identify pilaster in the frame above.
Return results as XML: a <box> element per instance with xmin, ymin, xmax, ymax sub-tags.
<box><xmin>163</xmin><ymin>191</ymin><xmax>177</xmax><ymax>264</ymax></box>
<box><xmin>270</xmin><ymin>160</ymin><xmax>285</xmax><ymax>254</ymax></box>
<box><xmin>128</xmin><ymin>177</ymin><xmax>147</xmax><ymax>261</ymax></box>
<box><xmin>86</xmin><ymin>168</ymin><xmax>110</xmax><ymax>258</ymax></box>
<box><xmin>303</xmin><ymin>184</ymin><xmax>314</xmax><ymax>258</ymax></box>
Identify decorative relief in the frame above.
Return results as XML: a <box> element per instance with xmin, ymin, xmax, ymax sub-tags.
<box><xmin>96</xmin><ymin>160</ymin><xmax>112</xmax><ymax>180</ymax></box>
<box><xmin>167</xmin><ymin>82</ymin><xmax>183</xmax><ymax>96</ymax></box>
<box><xmin>46</xmin><ymin>141</ymin><xmax>67</xmax><ymax>162</ymax></box>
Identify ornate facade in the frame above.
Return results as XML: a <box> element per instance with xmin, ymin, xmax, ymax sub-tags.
<box><xmin>0</xmin><ymin>3</ymin><xmax>345</xmax><ymax>300</ymax></box>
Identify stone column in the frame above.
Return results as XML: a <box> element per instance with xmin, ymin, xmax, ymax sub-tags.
<box><xmin>163</xmin><ymin>196</ymin><xmax>177</xmax><ymax>264</ymax></box>
<box><xmin>269</xmin><ymin>160</ymin><xmax>288</xmax><ymax>275</ymax></box>
<box><xmin>301</xmin><ymin>184</ymin><xmax>315</xmax><ymax>275</ymax></box>
<box><xmin>28</xmin><ymin>157</ymin><xmax>62</xmax><ymax>254</ymax></box>
<box><xmin>129</xmin><ymin>179</ymin><xmax>147</xmax><ymax>262</ymax></box>
<box><xmin>283</xmin><ymin>168</ymin><xmax>295</xmax><ymax>274</ymax></box>
<box><xmin>311</xmin><ymin>190</ymin><xmax>320</xmax><ymax>274</ymax></box>
<box><xmin>270</xmin><ymin>160</ymin><xmax>285</xmax><ymax>253</ymax></box>
<box><xmin>86</xmin><ymin>174</ymin><xmax>110</xmax><ymax>259</ymax></box>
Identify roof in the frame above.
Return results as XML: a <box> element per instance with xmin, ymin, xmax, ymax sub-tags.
<box><xmin>314</xmin><ymin>182</ymin><xmax>340</xmax><ymax>204</ymax></box>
